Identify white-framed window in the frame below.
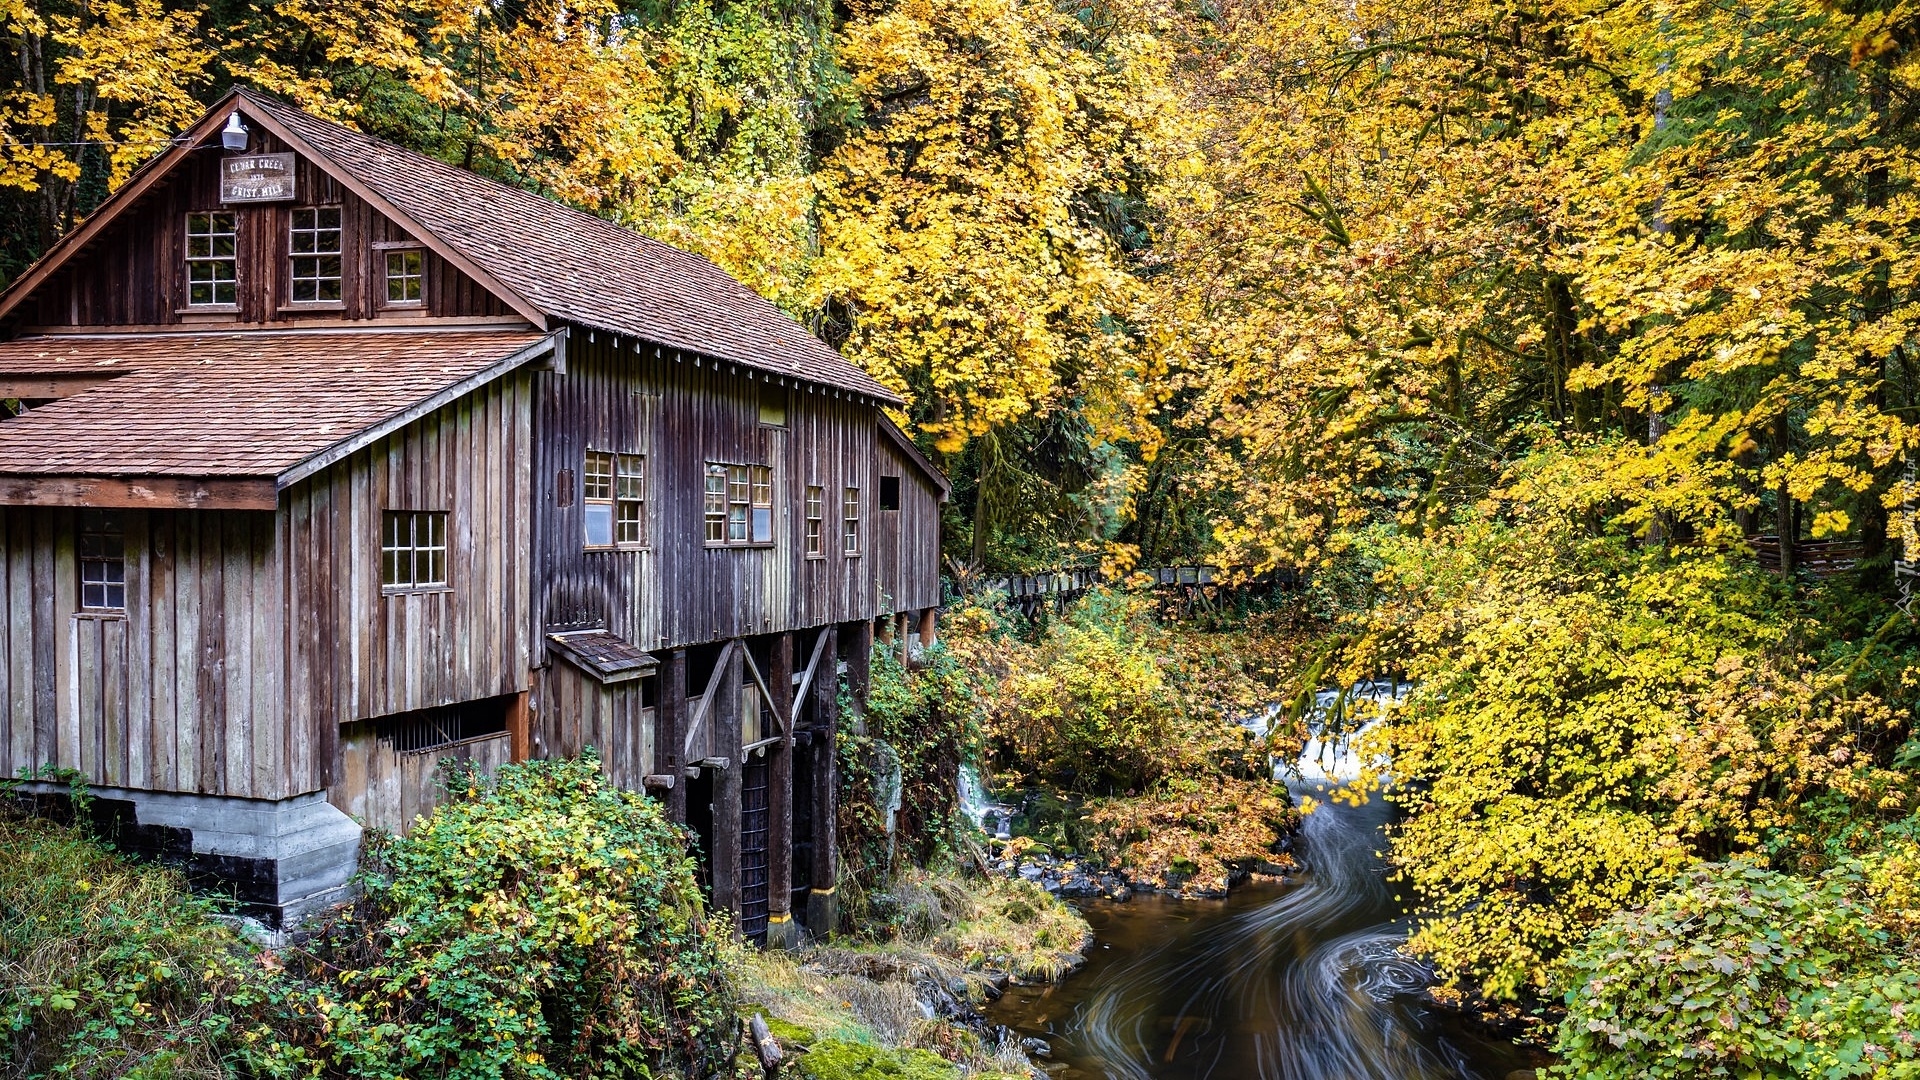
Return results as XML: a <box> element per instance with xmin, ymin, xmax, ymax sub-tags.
<box><xmin>583</xmin><ymin>450</ymin><xmax>614</xmax><ymax>548</ymax></box>
<box><xmin>804</xmin><ymin>485</ymin><xmax>824</xmax><ymax>557</ymax></box>
<box><xmin>843</xmin><ymin>487</ymin><xmax>860</xmax><ymax>555</ymax></box>
<box><xmin>185</xmin><ymin>212</ymin><xmax>237</xmax><ymax>306</ymax></box>
<box><xmin>705</xmin><ymin>462</ymin><xmax>773</xmax><ymax>546</ymax></box>
<box><xmin>584</xmin><ymin>450</ymin><xmax>645</xmax><ymax>549</ymax></box>
<box><xmin>78</xmin><ymin>510</ymin><xmax>126</xmax><ymax>611</ymax></box>
<box><xmin>616</xmin><ymin>453</ymin><xmax>645</xmax><ymax>545</ymax></box>
<box><xmin>382</xmin><ymin>510</ymin><xmax>447</xmax><ymax>590</ymax></box>
<box><xmin>290</xmin><ymin>206</ymin><xmax>343</xmax><ymax>302</ymax></box>
<box><xmin>385</xmin><ymin>248</ymin><xmax>423</xmax><ymax>304</ymax></box>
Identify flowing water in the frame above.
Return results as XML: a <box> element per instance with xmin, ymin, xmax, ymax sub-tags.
<box><xmin>981</xmin><ymin>687</ymin><xmax>1539</xmax><ymax>1080</ymax></box>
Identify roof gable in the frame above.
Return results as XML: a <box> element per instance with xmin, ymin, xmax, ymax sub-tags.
<box><xmin>0</xmin><ymin>89</ymin><xmax>899</xmax><ymax>405</ymax></box>
<box><xmin>237</xmin><ymin>90</ymin><xmax>898</xmax><ymax>403</ymax></box>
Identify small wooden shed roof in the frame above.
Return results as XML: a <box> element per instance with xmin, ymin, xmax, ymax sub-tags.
<box><xmin>0</xmin><ymin>328</ymin><xmax>555</xmax><ymax>506</ymax></box>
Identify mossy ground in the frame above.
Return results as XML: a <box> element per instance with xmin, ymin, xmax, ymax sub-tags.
<box><xmin>732</xmin><ymin>866</ymin><xmax>1086</xmax><ymax>1078</ymax></box>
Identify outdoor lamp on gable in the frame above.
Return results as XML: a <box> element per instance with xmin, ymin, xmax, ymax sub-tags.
<box><xmin>221</xmin><ymin>111</ymin><xmax>248</xmax><ymax>152</ymax></box>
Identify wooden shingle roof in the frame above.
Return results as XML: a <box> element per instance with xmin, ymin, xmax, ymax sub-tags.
<box><xmin>0</xmin><ymin>329</ymin><xmax>553</xmax><ymax>485</ymax></box>
<box><xmin>229</xmin><ymin>89</ymin><xmax>898</xmax><ymax>404</ymax></box>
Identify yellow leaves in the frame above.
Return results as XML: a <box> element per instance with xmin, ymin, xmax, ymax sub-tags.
<box><xmin>1811</xmin><ymin>509</ymin><xmax>1851</xmax><ymax>537</ymax></box>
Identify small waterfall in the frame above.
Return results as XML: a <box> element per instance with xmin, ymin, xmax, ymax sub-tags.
<box><xmin>959</xmin><ymin>762</ymin><xmax>1014</xmax><ymax>840</ymax></box>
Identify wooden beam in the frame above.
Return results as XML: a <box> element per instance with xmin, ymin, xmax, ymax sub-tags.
<box><xmin>713</xmin><ymin>642</ymin><xmax>744</xmax><ymax>930</ymax></box>
<box><xmin>0</xmin><ymin>475</ymin><xmax>278</xmax><ymax>510</ymax></box>
<box><xmin>684</xmin><ymin>639</ymin><xmax>735</xmax><ymax>758</ymax></box>
<box><xmin>662</xmin><ymin>649</ymin><xmax>687</xmax><ymax>823</ymax></box>
<box><xmin>807</xmin><ymin>625</ymin><xmax>841</xmax><ymax>939</ymax></box>
<box><xmin>507</xmin><ymin>690</ymin><xmax>531</xmax><ymax>763</ymax></box>
<box><xmin>0</xmin><ymin>374</ymin><xmax>122</xmax><ymax>399</ymax></box>
<box><xmin>791</xmin><ymin>628</ymin><xmax>830</xmax><ymax>729</ymax></box>
<box><xmin>767</xmin><ymin>632</ymin><xmax>795</xmax><ymax>949</ymax></box>
<box><xmin>739</xmin><ymin>644</ymin><xmax>781</xmax><ymax>734</ymax></box>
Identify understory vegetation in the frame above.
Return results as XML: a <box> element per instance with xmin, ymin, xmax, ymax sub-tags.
<box><xmin>4</xmin><ymin>757</ymin><xmax>737</xmax><ymax>1080</ymax></box>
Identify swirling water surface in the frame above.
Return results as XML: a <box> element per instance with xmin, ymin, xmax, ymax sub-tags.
<box><xmin>985</xmin><ymin>784</ymin><xmax>1537</xmax><ymax>1080</ymax></box>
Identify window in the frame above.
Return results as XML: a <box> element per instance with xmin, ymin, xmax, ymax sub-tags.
<box><xmin>705</xmin><ymin>462</ymin><xmax>773</xmax><ymax>546</ymax></box>
<box><xmin>78</xmin><ymin>511</ymin><xmax>125</xmax><ymax>611</ymax></box>
<box><xmin>385</xmin><ymin>249</ymin><xmax>423</xmax><ymax>304</ymax></box>
<box><xmin>879</xmin><ymin>475</ymin><xmax>901</xmax><ymax>511</ymax></box>
<box><xmin>843</xmin><ymin>487</ymin><xmax>860</xmax><ymax>555</ymax></box>
<box><xmin>705</xmin><ymin>465</ymin><xmax>728</xmax><ymax>543</ymax></box>
<box><xmin>185</xmin><ymin>212</ymin><xmax>237</xmax><ymax>306</ymax></box>
<box><xmin>382</xmin><ymin>511</ymin><xmax>447</xmax><ymax>590</ymax></box>
<box><xmin>289</xmin><ymin>206</ymin><xmax>343</xmax><ymax>302</ymax></box>
<box><xmin>758</xmin><ymin>384</ymin><xmax>787</xmax><ymax>426</ymax></box>
<box><xmin>805</xmin><ymin>485</ymin><xmax>824</xmax><ymax>557</ymax></box>
<box><xmin>584</xmin><ymin>450</ymin><xmax>645</xmax><ymax>549</ymax></box>
<box><xmin>616</xmin><ymin>454</ymin><xmax>646</xmax><ymax>545</ymax></box>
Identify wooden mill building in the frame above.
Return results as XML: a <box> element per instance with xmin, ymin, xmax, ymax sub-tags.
<box><xmin>0</xmin><ymin>89</ymin><xmax>946</xmax><ymax>938</ymax></box>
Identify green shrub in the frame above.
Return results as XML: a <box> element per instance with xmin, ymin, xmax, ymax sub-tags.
<box><xmin>1555</xmin><ymin>858</ymin><xmax>1920</xmax><ymax>1079</ymax></box>
<box><xmin>285</xmin><ymin>754</ymin><xmax>737</xmax><ymax>1080</ymax></box>
<box><xmin>0</xmin><ymin>811</ymin><xmax>265</xmax><ymax>1080</ymax></box>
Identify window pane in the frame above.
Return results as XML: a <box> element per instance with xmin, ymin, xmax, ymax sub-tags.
<box><xmin>584</xmin><ymin>503</ymin><xmax>614</xmax><ymax>547</ymax></box>
<box><xmin>617</xmin><ymin>500</ymin><xmax>642</xmax><ymax>545</ymax></box>
<box><xmin>584</xmin><ymin>451</ymin><xmax>614</xmax><ymax>499</ymax></box>
<box><xmin>751</xmin><ymin>465</ymin><xmax>772</xmax><ymax>507</ymax></box>
<box><xmin>751</xmin><ymin>507</ymin><xmax>772</xmax><ymax>544</ymax></box>
<box><xmin>618</xmin><ymin>455</ymin><xmax>645</xmax><ymax>498</ymax></box>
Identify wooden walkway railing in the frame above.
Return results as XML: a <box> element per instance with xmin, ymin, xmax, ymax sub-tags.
<box><xmin>1749</xmin><ymin>537</ymin><xmax>1865</xmax><ymax>578</ymax></box>
<box><xmin>958</xmin><ymin>564</ymin><xmax>1295</xmax><ymax>621</ymax></box>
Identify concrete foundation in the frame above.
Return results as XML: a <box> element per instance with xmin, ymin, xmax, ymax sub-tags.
<box><xmin>14</xmin><ymin>783</ymin><xmax>362</xmax><ymax>928</ymax></box>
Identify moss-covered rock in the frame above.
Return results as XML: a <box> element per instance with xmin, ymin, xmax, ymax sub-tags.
<box><xmin>795</xmin><ymin>1039</ymin><xmax>961</xmax><ymax>1080</ymax></box>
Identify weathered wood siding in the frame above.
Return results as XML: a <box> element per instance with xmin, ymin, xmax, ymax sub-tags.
<box><xmin>533</xmin><ymin>335</ymin><xmax>941</xmax><ymax>652</ymax></box>
<box><xmin>539</xmin><ymin>660</ymin><xmax>655</xmax><ymax>789</ymax></box>
<box><xmin>0</xmin><ymin>506</ymin><xmax>297</xmax><ymax>799</ymax></box>
<box><xmin>284</xmin><ymin>371</ymin><xmax>535</xmax><ymax>801</ymax></box>
<box><xmin>16</xmin><ymin>137</ymin><xmax>511</xmax><ymax>330</ymax></box>
<box><xmin>872</xmin><ymin>437</ymin><xmax>943</xmax><ymax>615</ymax></box>
<box><xmin>333</xmin><ymin>723</ymin><xmax>511</xmax><ymax>835</ymax></box>
<box><xmin>0</xmin><ymin>371</ymin><xmax>534</xmax><ymax>808</ymax></box>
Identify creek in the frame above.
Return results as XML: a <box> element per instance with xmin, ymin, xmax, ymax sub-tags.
<box><xmin>979</xmin><ymin>689</ymin><xmax>1542</xmax><ymax>1080</ymax></box>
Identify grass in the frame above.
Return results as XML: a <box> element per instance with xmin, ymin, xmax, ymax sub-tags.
<box><xmin>0</xmin><ymin>810</ymin><xmax>259</xmax><ymax>1080</ymax></box>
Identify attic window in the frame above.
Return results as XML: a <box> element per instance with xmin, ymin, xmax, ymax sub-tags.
<box><xmin>185</xmin><ymin>212</ymin><xmax>237</xmax><ymax>306</ymax></box>
<box><xmin>758</xmin><ymin>384</ymin><xmax>787</xmax><ymax>426</ymax></box>
<box><xmin>290</xmin><ymin>206</ymin><xmax>343</xmax><ymax>302</ymax></box>
<box><xmin>879</xmin><ymin>475</ymin><xmax>901</xmax><ymax>511</ymax></box>
<box><xmin>385</xmin><ymin>249</ymin><xmax>423</xmax><ymax>305</ymax></box>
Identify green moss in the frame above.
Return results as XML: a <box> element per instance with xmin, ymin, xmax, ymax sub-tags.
<box><xmin>761</xmin><ymin>1015</ymin><xmax>818</xmax><ymax>1049</ymax></box>
<box><xmin>796</xmin><ymin>1039</ymin><xmax>961</xmax><ymax>1080</ymax></box>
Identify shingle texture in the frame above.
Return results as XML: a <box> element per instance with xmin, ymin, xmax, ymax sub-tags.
<box><xmin>0</xmin><ymin>329</ymin><xmax>550</xmax><ymax>478</ymax></box>
<box><xmin>239</xmin><ymin>89</ymin><xmax>898</xmax><ymax>403</ymax></box>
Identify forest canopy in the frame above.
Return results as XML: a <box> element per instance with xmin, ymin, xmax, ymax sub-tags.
<box><xmin>8</xmin><ymin>0</ymin><xmax>1920</xmax><ymax>1063</ymax></box>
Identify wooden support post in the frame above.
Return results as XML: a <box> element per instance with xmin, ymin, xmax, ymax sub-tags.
<box><xmin>897</xmin><ymin>612</ymin><xmax>911</xmax><ymax>669</ymax></box>
<box><xmin>713</xmin><ymin>641</ymin><xmax>744</xmax><ymax>931</ymax></box>
<box><xmin>807</xmin><ymin>624</ymin><xmax>840</xmax><ymax>939</ymax></box>
<box><xmin>507</xmin><ymin>690</ymin><xmax>531</xmax><ymax>763</ymax></box>
<box><xmin>662</xmin><ymin>649</ymin><xmax>688</xmax><ymax>824</ymax></box>
<box><xmin>918</xmin><ymin>608</ymin><xmax>937</xmax><ymax>649</ymax></box>
<box><xmin>765</xmin><ymin>633</ymin><xmax>796</xmax><ymax>949</ymax></box>
<box><xmin>846</xmin><ymin>619</ymin><xmax>873</xmax><ymax>725</ymax></box>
